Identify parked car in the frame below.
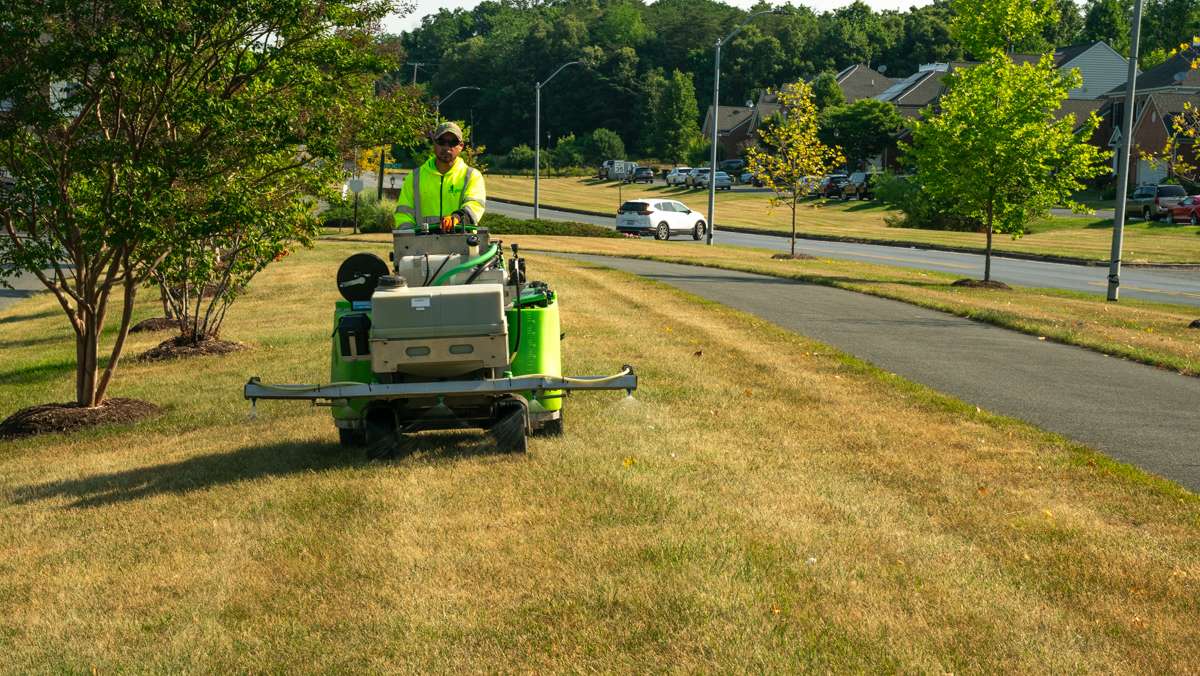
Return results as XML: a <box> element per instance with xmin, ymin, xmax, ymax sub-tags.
<box><xmin>665</xmin><ymin>167</ymin><xmax>692</xmax><ymax>186</ymax></box>
<box><xmin>686</xmin><ymin>167</ymin><xmax>711</xmax><ymax>187</ymax></box>
<box><xmin>1126</xmin><ymin>183</ymin><xmax>1187</xmax><ymax>221</ymax></box>
<box><xmin>629</xmin><ymin>167</ymin><xmax>656</xmax><ymax>184</ymax></box>
<box><xmin>817</xmin><ymin>174</ymin><xmax>849</xmax><ymax>198</ymax></box>
<box><xmin>739</xmin><ymin>170</ymin><xmax>764</xmax><ymax>187</ymax></box>
<box><xmin>719</xmin><ymin>158</ymin><xmax>746</xmax><ymax>175</ymax></box>
<box><xmin>1169</xmin><ymin>195</ymin><xmax>1200</xmax><ymax>224</ymax></box>
<box><xmin>700</xmin><ymin>171</ymin><xmax>733</xmax><ymax>191</ymax></box>
<box><xmin>841</xmin><ymin>171</ymin><xmax>880</xmax><ymax>200</ymax></box>
<box><xmin>616</xmin><ymin>198</ymin><xmax>707</xmax><ymax>240</ymax></box>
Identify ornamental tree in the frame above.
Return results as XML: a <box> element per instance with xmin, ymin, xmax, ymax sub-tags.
<box><xmin>906</xmin><ymin>54</ymin><xmax>1109</xmax><ymax>282</ymax></box>
<box><xmin>0</xmin><ymin>0</ymin><xmax>404</xmax><ymax>408</ymax></box>
<box><xmin>745</xmin><ymin>81</ymin><xmax>844</xmax><ymax>258</ymax></box>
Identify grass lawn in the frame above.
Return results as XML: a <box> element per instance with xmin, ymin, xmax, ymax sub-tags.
<box><xmin>2</xmin><ymin>239</ymin><xmax>1198</xmax><ymax>670</ymax></box>
<box><xmin>488</xmin><ymin>175</ymin><xmax>1200</xmax><ymax>264</ymax></box>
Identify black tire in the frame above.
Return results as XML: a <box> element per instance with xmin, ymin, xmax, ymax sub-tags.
<box><xmin>655</xmin><ymin>222</ymin><xmax>670</xmax><ymax>240</ymax></box>
<box><xmin>535</xmin><ymin>414</ymin><xmax>564</xmax><ymax>437</ymax></box>
<box><xmin>491</xmin><ymin>401</ymin><xmax>528</xmax><ymax>453</ymax></box>
<box><xmin>1143</xmin><ymin>208</ymin><xmax>1152</xmax><ymax>221</ymax></box>
<box><xmin>362</xmin><ymin>408</ymin><xmax>397</xmax><ymax>459</ymax></box>
<box><xmin>1191</xmin><ymin>213</ymin><xmax>1198</xmax><ymax>226</ymax></box>
<box><xmin>692</xmin><ymin>221</ymin><xmax>705</xmax><ymax>241</ymax></box>
<box><xmin>338</xmin><ymin>427</ymin><xmax>365</xmax><ymax>447</ymax></box>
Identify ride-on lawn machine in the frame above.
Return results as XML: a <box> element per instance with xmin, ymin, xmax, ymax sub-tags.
<box><xmin>244</xmin><ymin>226</ymin><xmax>637</xmax><ymax>455</ymax></box>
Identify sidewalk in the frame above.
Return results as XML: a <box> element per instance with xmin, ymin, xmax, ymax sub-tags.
<box><xmin>558</xmin><ymin>254</ymin><xmax>1200</xmax><ymax>492</ymax></box>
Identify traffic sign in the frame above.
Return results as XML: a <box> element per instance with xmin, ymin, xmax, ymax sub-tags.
<box><xmin>348</xmin><ymin>178</ymin><xmax>364</xmax><ymax>193</ymax></box>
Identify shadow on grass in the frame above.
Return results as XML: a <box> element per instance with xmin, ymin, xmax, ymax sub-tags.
<box><xmin>0</xmin><ymin>359</ymin><xmax>76</xmax><ymax>386</ymax></box>
<box><xmin>0</xmin><ymin>308</ymin><xmax>57</xmax><ymax>326</ymax></box>
<box><xmin>11</xmin><ymin>430</ymin><xmax>510</xmax><ymax>509</ymax></box>
<box><xmin>0</xmin><ymin>333</ymin><xmax>68</xmax><ymax>350</ymax></box>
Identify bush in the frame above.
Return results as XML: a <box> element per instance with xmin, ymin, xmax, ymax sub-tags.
<box><xmin>481</xmin><ymin>213</ymin><xmax>621</xmax><ymax>238</ymax></box>
<box><xmin>590</xmin><ymin>128</ymin><xmax>625</xmax><ymax>163</ymax></box>
<box><xmin>875</xmin><ymin>172</ymin><xmax>980</xmax><ymax>231</ymax></box>
<box><xmin>322</xmin><ymin>191</ymin><xmax>395</xmax><ymax>233</ymax></box>
<box><xmin>551</xmin><ymin>134</ymin><xmax>586</xmax><ymax>168</ymax></box>
<box><xmin>506</xmin><ymin>144</ymin><xmax>536</xmax><ymax>170</ymax></box>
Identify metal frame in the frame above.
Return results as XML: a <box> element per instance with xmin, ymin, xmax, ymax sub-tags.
<box><xmin>244</xmin><ymin>368</ymin><xmax>637</xmax><ymax>403</ymax></box>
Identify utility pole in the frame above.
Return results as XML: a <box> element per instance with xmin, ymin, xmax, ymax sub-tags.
<box><xmin>1106</xmin><ymin>0</ymin><xmax>1145</xmax><ymax>301</ymax></box>
<box><xmin>534</xmin><ymin>61</ymin><xmax>581</xmax><ymax>220</ymax></box>
<box><xmin>707</xmin><ymin>9</ymin><xmax>779</xmax><ymax>245</ymax></box>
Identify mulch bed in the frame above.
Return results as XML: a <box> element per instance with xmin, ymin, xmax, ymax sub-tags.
<box><xmin>138</xmin><ymin>335</ymin><xmax>245</xmax><ymax>362</ymax></box>
<box><xmin>130</xmin><ymin>317</ymin><xmax>177</xmax><ymax>333</ymax></box>
<box><xmin>0</xmin><ymin>398</ymin><xmax>160</xmax><ymax>439</ymax></box>
<box><xmin>952</xmin><ymin>278</ymin><xmax>1012</xmax><ymax>290</ymax></box>
<box><xmin>771</xmin><ymin>252</ymin><xmax>815</xmax><ymax>260</ymax></box>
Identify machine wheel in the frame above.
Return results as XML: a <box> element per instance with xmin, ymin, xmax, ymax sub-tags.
<box><xmin>692</xmin><ymin>221</ymin><xmax>705</xmax><ymax>241</ymax></box>
<box><xmin>536</xmin><ymin>414</ymin><xmax>564</xmax><ymax>437</ymax></box>
<box><xmin>338</xmin><ymin>427</ymin><xmax>365</xmax><ymax>447</ymax></box>
<box><xmin>655</xmin><ymin>222</ymin><xmax>670</xmax><ymax>240</ymax></box>
<box><xmin>363</xmin><ymin>409</ymin><xmax>397</xmax><ymax>459</ymax></box>
<box><xmin>490</xmin><ymin>400</ymin><xmax>528</xmax><ymax>453</ymax></box>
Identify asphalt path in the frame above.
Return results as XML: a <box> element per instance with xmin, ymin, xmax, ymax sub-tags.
<box><xmin>490</xmin><ymin>199</ymin><xmax>1200</xmax><ymax>309</ymax></box>
<box><xmin>0</xmin><ymin>269</ymin><xmax>46</xmax><ymax>313</ymax></box>
<box><xmin>558</xmin><ymin>254</ymin><xmax>1200</xmax><ymax>492</ymax></box>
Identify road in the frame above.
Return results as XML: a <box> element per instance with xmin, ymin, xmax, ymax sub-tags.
<box><xmin>0</xmin><ymin>269</ymin><xmax>46</xmax><ymax>313</ymax></box>
<box><xmin>490</xmin><ymin>199</ymin><xmax>1200</xmax><ymax>309</ymax></box>
<box><xmin>557</xmin><ymin>254</ymin><xmax>1200</xmax><ymax>492</ymax></box>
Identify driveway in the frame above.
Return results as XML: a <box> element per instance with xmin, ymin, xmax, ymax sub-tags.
<box><xmin>557</xmin><ymin>254</ymin><xmax>1200</xmax><ymax>492</ymax></box>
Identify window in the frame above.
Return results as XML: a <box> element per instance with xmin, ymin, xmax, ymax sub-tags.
<box><xmin>619</xmin><ymin>201</ymin><xmax>649</xmax><ymax>212</ymax></box>
<box><xmin>1159</xmin><ymin>185</ymin><xmax>1186</xmax><ymax>197</ymax></box>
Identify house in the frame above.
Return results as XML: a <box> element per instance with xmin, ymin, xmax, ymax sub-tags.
<box><xmin>830</xmin><ymin>64</ymin><xmax>897</xmax><ymax>103</ymax></box>
<box><xmin>700</xmin><ymin>104</ymin><xmax>756</xmax><ymax>159</ymax></box>
<box><xmin>703</xmin><ymin>64</ymin><xmax>897</xmax><ymax>159</ymax></box>
<box><xmin>1100</xmin><ymin>51</ymin><xmax>1199</xmax><ymax>186</ymax></box>
<box><xmin>872</xmin><ymin>43</ymin><xmax>1130</xmax><ymax>169</ymax></box>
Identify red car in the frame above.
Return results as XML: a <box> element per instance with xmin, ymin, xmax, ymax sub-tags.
<box><xmin>1169</xmin><ymin>195</ymin><xmax>1200</xmax><ymax>224</ymax></box>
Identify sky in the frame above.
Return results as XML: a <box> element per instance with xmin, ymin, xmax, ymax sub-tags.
<box><xmin>382</xmin><ymin>0</ymin><xmax>934</xmax><ymax>33</ymax></box>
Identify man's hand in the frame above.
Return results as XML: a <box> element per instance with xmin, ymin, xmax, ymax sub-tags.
<box><xmin>440</xmin><ymin>214</ymin><xmax>460</xmax><ymax>232</ymax></box>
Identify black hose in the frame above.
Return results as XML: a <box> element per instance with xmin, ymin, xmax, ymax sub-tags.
<box><xmin>421</xmin><ymin>253</ymin><xmax>430</xmax><ymax>286</ymax></box>
<box><xmin>424</xmin><ymin>255</ymin><xmax>450</xmax><ymax>287</ymax></box>
<box><xmin>510</xmin><ymin>269</ymin><xmax>523</xmax><ymax>363</ymax></box>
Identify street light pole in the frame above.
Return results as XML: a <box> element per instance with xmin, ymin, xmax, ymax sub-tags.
<box><xmin>435</xmin><ymin>85</ymin><xmax>480</xmax><ymax>122</ymax></box>
<box><xmin>1107</xmin><ymin>0</ymin><xmax>1145</xmax><ymax>301</ymax></box>
<box><xmin>707</xmin><ymin>9</ymin><xmax>779</xmax><ymax>245</ymax></box>
<box><xmin>534</xmin><ymin>61</ymin><xmax>581</xmax><ymax>220</ymax></box>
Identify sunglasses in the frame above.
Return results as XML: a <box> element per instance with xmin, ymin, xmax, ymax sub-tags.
<box><xmin>435</xmin><ymin>137</ymin><xmax>462</xmax><ymax>147</ymax></box>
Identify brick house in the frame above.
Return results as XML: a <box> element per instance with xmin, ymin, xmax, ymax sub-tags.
<box><xmin>1100</xmin><ymin>51</ymin><xmax>1199</xmax><ymax>186</ymax></box>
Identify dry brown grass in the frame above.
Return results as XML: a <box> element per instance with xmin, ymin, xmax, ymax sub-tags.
<box><xmin>489</xmin><ymin>175</ymin><xmax>1200</xmax><ymax>264</ymax></box>
<box><xmin>1</xmin><ymin>240</ymin><xmax>1198</xmax><ymax>671</ymax></box>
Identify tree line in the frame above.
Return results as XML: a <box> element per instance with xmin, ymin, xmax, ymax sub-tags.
<box><xmin>393</xmin><ymin>0</ymin><xmax>1198</xmax><ymax>156</ymax></box>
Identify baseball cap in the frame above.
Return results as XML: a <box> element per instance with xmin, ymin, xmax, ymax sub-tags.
<box><xmin>432</xmin><ymin>122</ymin><xmax>464</xmax><ymax>143</ymax></box>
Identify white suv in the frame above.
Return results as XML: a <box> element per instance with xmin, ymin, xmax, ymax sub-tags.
<box><xmin>665</xmin><ymin>167</ymin><xmax>692</xmax><ymax>186</ymax></box>
<box><xmin>616</xmin><ymin>198</ymin><xmax>707</xmax><ymax>240</ymax></box>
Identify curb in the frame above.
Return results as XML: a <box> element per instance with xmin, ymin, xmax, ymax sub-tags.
<box><xmin>490</xmin><ymin>197</ymin><xmax>1200</xmax><ymax>270</ymax></box>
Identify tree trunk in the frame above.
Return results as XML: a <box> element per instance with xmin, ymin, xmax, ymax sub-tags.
<box><xmin>75</xmin><ymin>312</ymin><xmax>100</xmax><ymax>407</ymax></box>
<box><xmin>984</xmin><ymin>201</ymin><xmax>994</xmax><ymax>282</ymax></box>
<box><xmin>985</xmin><ymin>226</ymin><xmax>993</xmax><ymax>282</ymax></box>
<box><xmin>159</xmin><ymin>283</ymin><xmax>174</xmax><ymax>320</ymax></box>
<box><xmin>790</xmin><ymin>197</ymin><xmax>798</xmax><ymax>258</ymax></box>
